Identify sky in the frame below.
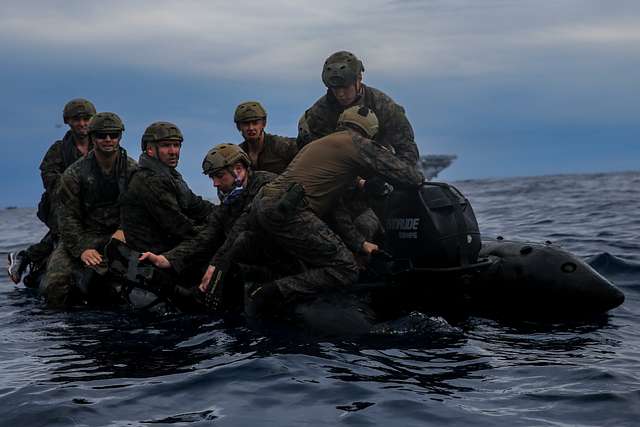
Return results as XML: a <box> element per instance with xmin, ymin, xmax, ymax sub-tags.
<box><xmin>1</xmin><ymin>0</ymin><xmax>639</xmax><ymax>206</ymax></box>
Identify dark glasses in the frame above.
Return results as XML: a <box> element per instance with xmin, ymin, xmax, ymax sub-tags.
<box><xmin>94</xmin><ymin>132</ymin><xmax>121</xmax><ymax>140</ymax></box>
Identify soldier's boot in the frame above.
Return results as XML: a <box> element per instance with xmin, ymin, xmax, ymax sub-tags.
<box><xmin>245</xmin><ymin>282</ymin><xmax>286</xmax><ymax>319</ymax></box>
<box><xmin>7</xmin><ymin>251</ymin><xmax>29</xmax><ymax>284</ymax></box>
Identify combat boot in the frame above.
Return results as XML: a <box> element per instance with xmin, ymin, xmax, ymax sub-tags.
<box><xmin>7</xmin><ymin>251</ymin><xmax>29</xmax><ymax>284</ymax></box>
<box><xmin>245</xmin><ymin>281</ymin><xmax>286</xmax><ymax>319</ymax></box>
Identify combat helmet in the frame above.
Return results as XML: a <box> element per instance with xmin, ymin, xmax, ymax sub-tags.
<box><xmin>321</xmin><ymin>51</ymin><xmax>364</xmax><ymax>88</ymax></box>
<box><xmin>63</xmin><ymin>98</ymin><xmax>96</xmax><ymax>124</ymax></box>
<box><xmin>337</xmin><ymin>106</ymin><xmax>379</xmax><ymax>139</ymax></box>
<box><xmin>89</xmin><ymin>112</ymin><xmax>125</xmax><ymax>134</ymax></box>
<box><xmin>202</xmin><ymin>143</ymin><xmax>251</xmax><ymax>175</ymax></box>
<box><xmin>234</xmin><ymin>101</ymin><xmax>267</xmax><ymax>123</ymax></box>
<box><xmin>141</xmin><ymin>121</ymin><xmax>183</xmax><ymax>151</ymax></box>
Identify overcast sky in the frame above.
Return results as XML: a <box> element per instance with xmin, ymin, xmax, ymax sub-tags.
<box><xmin>2</xmin><ymin>0</ymin><xmax>639</xmax><ymax>206</ymax></box>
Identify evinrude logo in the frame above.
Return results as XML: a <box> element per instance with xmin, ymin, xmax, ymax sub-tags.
<box><xmin>386</xmin><ymin>217</ymin><xmax>420</xmax><ymax>239</ymax></box>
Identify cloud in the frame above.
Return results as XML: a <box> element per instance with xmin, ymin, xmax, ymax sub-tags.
<box><xmin>1</xmin><ymin>0</ymin><xmax>638</xmax><ymax>81</ymax></box>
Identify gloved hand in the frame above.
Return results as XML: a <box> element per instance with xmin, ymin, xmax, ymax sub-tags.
<box><xmin>363</xmin><ymin>177</ymin><xmax>393</xmax><ymax>197</ymax></box>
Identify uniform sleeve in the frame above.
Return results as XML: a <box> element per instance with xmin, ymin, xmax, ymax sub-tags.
<box><xmin>209</xmin><ymin>209</ymin><xmax>251</xmax><ymax>272</ymax></box>
<box><xmin>39</xmin><ymin>142</ymin><xmax>66</xmax><ymax>195</ymax></box>
<box><xmin>139</xmin><ymin>176</ymin><xmax>199</xmax><ymax>239</ymax></box>
<box><xmin>357</xmin><ymin>136</ymin><xmax>424</xmax><ymax>189</ymax></box>
<box><xmin>296</xmin><ymin>109</ymin><xmax>315</xmax><ymax>149</ymax></box>
<box><xmin>378</xmin><ymin>100</ymin><xmax>420</xmax><ymax>166</ymax></box>
<box><xmin>58</xmin><ymin>170</ymin><xmax>104</xmax><ymax>257</ymax></box>
<box><xmin>328</xmin><ymin>198</ymin><xmax>366</xmax><ymax>253</ymax></box>
<box><xmin>163</xmin><ymin>207</ymin><xmax>224</xmax><ymax>274</ymax></box>
<box><xmin>281</xmin><ymin>137</ymin><xmax>299</xmax><ymax>164</ymax></box>
<box><xmin>296</xmin><ymin>97</ymin><xmax>336</xmax><ymax>150</ymax></box>
<box><xmin>185</xmin><ymin>190</ymin><xmax>214</xmax><ymax>224</ymax></box>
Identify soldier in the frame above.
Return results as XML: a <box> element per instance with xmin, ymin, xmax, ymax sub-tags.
<box><xmin>210</xmin><ymin>106</ymin><xmax>424</xmax><ymax>316</ymax></box>
<box><xmin>234</xmin><ymin>101</ymin><xmax>298</xmax><ymax>174</ymax></box>
<box><xmin>297</xmin><ymin>51</ymin><xmax>419</xmax><ymax>166</ymax></box>
<box><xmin>40</xmin><ymin>112</ymin><xmax>137</xmax><ymax>308</ymax></box>
<box><xmin>139</xmin><ymin>144</ymin><xmax>277</xmax><ymax>297</ymax></box>
<box><xmin>121</xmin><ymin>121</ymin><xmax>213</xmax><ymax>256</ymax></box>
<box><xmin>7</xmin><ymin>98</ymin><xmax>96</xmax><ymax>285</ymax></box>
<box><xmin>297</xmin><ymin>51</ymin><xmax>420</xmax><ymax>245</ymax></box>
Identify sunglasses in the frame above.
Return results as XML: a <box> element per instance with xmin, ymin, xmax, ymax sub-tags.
<box><xmin>94</xmin><ymin>132</ymin><xmax>121</xmax><ymax>140</ymax></box>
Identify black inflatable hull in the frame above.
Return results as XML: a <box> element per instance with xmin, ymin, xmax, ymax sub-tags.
<box><xmin>368</xmin><ymin>239</ymin><xmax>625</xmax><ymax>320</ymax></box>
<box><xmin>27</xmin><ymin>238</ymin><xmax>624</xmax><ymax>328</ymax></box>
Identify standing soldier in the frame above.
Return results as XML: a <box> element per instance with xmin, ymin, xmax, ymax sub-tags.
<box><xmin>235</xmin><ymin>101</ymin><xmax>298</xmax><ymax>174</ymax></box>
<box><xmin>7</xmin><ymin>98</ymin><xmax>96</xmax><ymax>285</ymax></box>
<box><xmin>40</xmin><ymin>112</ymin><xmax>137</xmax><ymax>308</ymax></box>
<box><xmin>297</xmin><ymin>51</ymin><xmax>420</xmax><ymax>246</ymax></box>
<box><xmin>297</xmin><ymin>51</ymin><xmax>419</xmax><ymax>166</ymax></box>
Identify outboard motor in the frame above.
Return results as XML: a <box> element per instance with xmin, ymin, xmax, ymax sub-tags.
<box><xmin>383</xmin><ymin>182</ymin><xmax>481</xmax><ymax>269</ymax></box>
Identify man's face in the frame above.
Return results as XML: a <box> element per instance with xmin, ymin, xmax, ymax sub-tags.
<box><xmin>331</xmin><ymin>83</ymin><xmax>359</xmax><ymax>107</ymax></box>
<box><xmin>210</xmin><ymin>163</ymin><xmax>247</xmax><ymax>193</ymax></box>
<box><xmin>238</xmin><ymin>119</ymin><xmax>265</xmax><ymax>142</ymax></box>
<box><xmin>68</xmin><ymin>115</ymin><xmax>92</xmax><ymax>138</ymax></box>
<box><xmin>149</xmin><ymin>140</ymin><xmax>181</xmax><ymax>168</ymax></box>
<box><xmin>92</xmin><ymin>131</ymin><xmax>121</xmax><ymax>156</ymax></box>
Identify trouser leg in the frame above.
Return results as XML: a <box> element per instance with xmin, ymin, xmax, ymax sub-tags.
<box><xmin>40</xmin><ymin>244</ymin><xmax>83</xmax><ymax>308</ymax></box>
<box><xmin>256</xmin><ymin>200</ymin><xmax>359</xmax><ymax>300</ymax></box>
<box><xmin>353</xmin><ymin>207</ymin><xmax>383</xmax><ymax>243</ymax></box>
<box><xmin>25</xmin><ymin>231</ymin><xmax>56</xmax><ymax>267</ymax></box>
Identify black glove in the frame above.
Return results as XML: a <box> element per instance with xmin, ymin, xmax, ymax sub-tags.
<box><xmin>364</xmin><ymin>177</ymin><xmax>393</xmax><ymax>198</ymax></box>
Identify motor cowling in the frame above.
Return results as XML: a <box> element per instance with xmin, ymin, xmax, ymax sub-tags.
<box><xmin>382</xmin><ymin>182</ymin><xmax>481</xmax><ymax>268</ymax></box>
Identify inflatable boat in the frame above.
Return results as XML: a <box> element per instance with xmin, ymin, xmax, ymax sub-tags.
<box><xmin>99</xmin><ymin>181</ymin><xmax>624</xmax><ymax>325</ymax></box>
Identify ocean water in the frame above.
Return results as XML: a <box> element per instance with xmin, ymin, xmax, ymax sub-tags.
<box><xmin>1</xmin><ymin>171</ymin><xmax>639</xmax><ymax>427</ymax></box>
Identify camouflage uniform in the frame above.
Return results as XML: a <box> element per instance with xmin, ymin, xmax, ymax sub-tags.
<box><xmin>25</xmin><ymin>131</ymin><xmax>92</xmax><ymax>267</ymax></box>
<box><xmin>164</xmin><ymin>170</ymin><xmax>276</xmax><ymax>276</ymax></box>
<box><xmin>40</xmin><ymin>148</ymin><xmax>137</xmax><ymax>308</ymax></box>
<box><xmin>239</xmin><ymin>133</ymin><xmax>297</xmax><ymax>175</ymax></box>
<box><xmin>298</xmin><ymin>85</ymin><xmax>419</xmax><ymax>243</ymax></box>
<box><xmin>297</xmin><ymin>84</ymin><xmax>419</xmax><ymax>165</ymax></box>
<box><xmin>121</xmin><ymin>153</ymin><xmax>213</xmax><ymax>255</ymax></box>
<box><xmin>222</xmin><ymin>129</ymin><xmax>424</xmax><ymax>302</ymax></box>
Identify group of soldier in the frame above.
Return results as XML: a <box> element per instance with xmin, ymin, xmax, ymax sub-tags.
<box><xmin>7</xmin><ymin>50</ymin><xmax>424</xmax><ymax>317</ymax></box>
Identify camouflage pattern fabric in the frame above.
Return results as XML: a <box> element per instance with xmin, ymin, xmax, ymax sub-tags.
<box><xmin>239</xmin><ymin>133</ymin><xmax>298</xmax><ymax>175</ymax></box>
<box><xmin>268</xmin><ymin>130</ymin><xmax>423</xmax><ymax>253</ymax></box>
<box><xmin>353</xmin><ymin>207</ymin><xmax>383</xmax><ymax>242</ymax></box>
<box><xmin>22</xmin><ymin>131</ymin><xmax>92</xmax><ymax>270</ymax></box>
<box><xmin>39</xmin><ymin>243</ymin><xmax>84</xmax><ymax>308</ymax></box>
<box><xmin>297</xmin><ymin>85</ymin><xmax>419</xmax><ymax>166</ymax></box>
<box><xmin>121</xmin><ymin>153</ymin><xmax>213</xmax><ymax>255</ymax></box>
<box><xmin>41</xmin><ymin>148</ymin><xmax>136</xmax><ymax>307</ymax></box>
<box><xmin>164</xmin><ymin>170</ymin><xmax>276</xmax><ymax>274</ymax></box>
<box><xmin>37</xmin><ymin>131</ymin><xmax>92</xmax><ymax>232</ymax></box>
<box><xmin>24</xmin><ymin>232</ymin><xmax>55</xmax><ymax>272</ymax></box>
<box><xmin>212</xmin><ymin>128</ymin><xmax>423</xmax><ymax>302</ymax></box>
<box><xmin>57</xmin><ymin>148</ymin><xmax>136</xmax><ymax>259</ymax></box>
<box><xmin>251</xmin><ymin>191</ymin><xmax>359</xmax><ymax>300</ymax></box>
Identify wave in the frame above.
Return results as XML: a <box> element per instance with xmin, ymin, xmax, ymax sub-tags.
<box><xmin>588</xmin><ymin>252</ymin><xmax>640</xmax><ymax>275</ymax></box>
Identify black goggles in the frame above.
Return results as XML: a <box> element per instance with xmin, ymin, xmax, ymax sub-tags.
<box><xmin>93</xmin><ymin>132</ymin><xmax>122</xmax><ymax>140</ymax></box>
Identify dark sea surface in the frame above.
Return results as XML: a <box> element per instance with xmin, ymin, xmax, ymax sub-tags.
<box><xmin>1</xmin><ymin>171</ymin><xmax>639</xmax><ymax>426</ymax></box>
